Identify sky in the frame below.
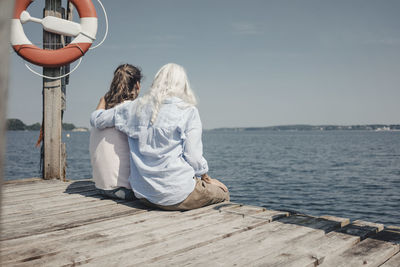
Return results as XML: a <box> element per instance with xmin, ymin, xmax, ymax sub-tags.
<box><xmin>7</xmin><ymin>0</ymin><xmax>400</xmax><ymax>129</ymax></box>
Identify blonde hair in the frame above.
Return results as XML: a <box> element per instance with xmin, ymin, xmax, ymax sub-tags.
<box><xmin>140</xmin><ymin>63</ymin><xmax>197</xmax><ymax>124</ymax></box>
<box><xmin>104</xmin><ymin>64</ymin><xmax>143</xmax><ymax>109</ymax></box>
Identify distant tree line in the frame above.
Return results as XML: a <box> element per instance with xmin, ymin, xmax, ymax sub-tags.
<box><xmin>7</xmin><ymin>119</ymin><xmax>76</xmax><ymax>131</ymax></box>
<box><xmin>211</xmin><ymin>124</ymin><xmax>400</xmax><ymax>132</ymax></box>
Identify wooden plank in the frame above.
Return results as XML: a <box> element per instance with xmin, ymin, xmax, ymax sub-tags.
<box><xmin>3</xmin><ymin>183</ymin><xmax>95</xmax><ymax>200</ymax></box>
<box><xmin>1</xmin><ymin>204</ymin><xmax>239</xmax><ymax>251</ymax></box>
<box><xmin>277</xmin><ymin>214</ymin><xmax>344</xmax><ymax>233</ymax></box>
<box><xmin>2</xmin><ymin>183</ymin><xmax>95</xmax><ymax>201</ymax></box>
<box><xmin>5</xmin><ymin>180</ymin><xmax>96</xmax><ymax>198</ymax></box>
<box><xmin>1</xmin><ymin>210</ymin><xmax>164</xmax><ymax>255</ymax></box>
<box><xmin>1</xmin><ymin>188</ymin><xmax>98</xmax><ymax>209</ymax></box>
<box><xmin>320</xmin><ymin>215</ymin><xmax>350</xmax><ymax>227</ymax></box>
<box><xmin>304</xmin><ymin>230</ymin><xmax>360</xmax><ymax>265</ymax></box>
<box><xmin>146</xmin><ymin>220</ymin><xmax>316</xmax><ymax>266</ymax></box>
<box><xmin>3</xmin><ymin>177</ymin><xmax>44</xmax><ymax>185</ymax></box>
<box><xmin>220</xmin><ymin>203</ymin><xmax>288</xmax><ymax>221</ymax></box>
<box><xmin>159</xmin><ymin>216</ymin><xmax>385</xmax><ymax>267</ymax></box>
<box><xmin>252</xmin><ymin>254</ymin><xmax>319</xmax><ymax>267</ymax></box>
<box><xmin>1</xmin><ymin>191</ymin><xmax>103</xmax><ymax>216</ymax></box>
<box><xmin>320</xmin><ymin>238</ymin><xmax>399</xmax><ymax>267</ymax></box>
<box><xmin>2</xmin><ymin>198</ymin><xmax>129</xmax><ymax>224</ymax></box>
<box><xmin>3</xmin><ymin>205</ymin><xmax>272</xmax><ymax>266</ymax></box>
<box><xmin>337</xmin><ymin>220</ymin><xmax>384</xmax><ymax>240</ymax></box>
<box><xmin>2</xmin><ymin>184</ymin><xmax>96</xmax><ymax>199</ymax></box>
<box><xmin>1</xmin><ymin>204</ymin><xmax>234</xmax><ymax>261</ymax></box>
<box><xmin>2</xmin><ymin>181</ymin><xmax>95</xmax><ymax>201</ymax></box>
<box><xmin>319</xmin><ymin>224</ymin><xmax>399</xmax><ymax>266</ymax></box>
<box><xmin>1</xmin><ymin>203</ymin><xmax>240</xmax><ymax>255</ymax></box>
<box><xmin>148</xmin><ymin>214</ymin><xmax>343</xmax><ymax>266</ymax></box>
<box><xmin>1</xmin><ymin>200</ymin><xmax>148</xmax><ymax>241</ymax></box>
<box><xmin>3</xmin><ymin>180</ymin><xmax>65</xmax><ymax>193</ymax></box>
<box><xmin>31</xmin><ymin>207</ymin><xmax>268</xmax><ymax>266</ymax></box>
<box><xmin>2</xmin><ymin>181</ymin><xmax>62</xmax><ymax>193</ymax></box>
<box><xmin>4</xmin><ymin>178</ymin><xmax>94</xmax><ymax>192</ymax></box>
<box><xmin>249</xmin><ymin>220</ymin><xmax>380</xmax><ymax>267</ymax></box>
<box><xmin>2</xmin><ymin>184</ymin><xmax>96</xmax><ymax>204</ymax></box>
<box><xmin>2</xmin><ymin>178</ymin><xmax>68</xmax><ymax>191</ymax></box>
<box><xmin>3</xmin><ymin>181</ymin><xmax>96</xmax><ymax>199</ymax></box>
<box><xmin>380</xmin><ymin>252</ymin><xmax>400</xmax><ymax>267</ymax></box>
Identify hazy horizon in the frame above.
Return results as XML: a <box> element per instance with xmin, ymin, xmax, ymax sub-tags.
<box><xmin>6</xmin><ymin>117</ymin><xmax>400</xmax><ymax>131</ymax></box>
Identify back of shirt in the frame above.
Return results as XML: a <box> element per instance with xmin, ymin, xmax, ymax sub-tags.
<box><xmin>114</xmin><ymin>97</ymin><xmax>208</xmax><ymax>206</ymax></box>
<box><xmin>89</xmin><ymin>127</ymin><xmax>131</xmax><ymax>190</ymax></box>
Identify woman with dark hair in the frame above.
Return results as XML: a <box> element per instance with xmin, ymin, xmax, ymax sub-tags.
<box><xmin>89</xmin><ymin>64</ymin><xmax>142</xmax><ymax>200</ymax></box>
<box><xmin>91</xmin><ymin>63</ymin><xmax>229</xmax><ymax>210</ymax></box>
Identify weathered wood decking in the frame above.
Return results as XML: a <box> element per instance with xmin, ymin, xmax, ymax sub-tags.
<box><xmin>1</xmin><ymin>179</ymin><xmax>399</xmax><ymax>266</ymax></box>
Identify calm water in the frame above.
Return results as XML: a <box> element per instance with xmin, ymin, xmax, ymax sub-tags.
<box><xmin>5</xmin><ymin>130</ymin><xmax>400</xmax><ymax>226</ymax></box>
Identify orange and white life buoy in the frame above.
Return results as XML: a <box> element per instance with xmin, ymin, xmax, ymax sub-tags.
<box><xmin>11</xmin><ymin>0</ymin><xmax>98</xmax><ymax>68</ymax></box>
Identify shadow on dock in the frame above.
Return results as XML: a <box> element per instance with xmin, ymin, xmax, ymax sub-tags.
<box><xmin>263</xmin><ymin>207</ymin><xmax>400</xmax><ymax>244</ymax></box>
<box><xmin>64</xmin><ymin>180</ymin><xmax>152</xmax><ymax>211</ymax></box>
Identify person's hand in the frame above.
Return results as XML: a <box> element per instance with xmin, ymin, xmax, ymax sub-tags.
<box><xmin>96</xmin><ymin>97</ymin><xmax>106</xmax><ymax>110</ymax></box>
<box><xmin>201</xmin><ymin>174</ymin><xmax>228</xmax><ymax>192</ymax></box>
<box><xmin>209</xmin><ymin>178</ymin><xmax>228</xmax><ymax>192</ymax></box>
<box><xmin>201</xmin><ymin>173</ymin><xmax>212</xmax><ymax>183</ymax></box>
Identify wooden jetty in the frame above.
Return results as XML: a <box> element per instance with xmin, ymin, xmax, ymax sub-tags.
<box><xmin>1</xmin><ymin>178</ymin><xmax>399</xmax><ymax>266</ymax></box>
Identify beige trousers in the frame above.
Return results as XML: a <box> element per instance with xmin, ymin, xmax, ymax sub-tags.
<box><xmin>140</xmin><ymin>178</ymin><xmax>230</xmax><ymax>211</ymax></box>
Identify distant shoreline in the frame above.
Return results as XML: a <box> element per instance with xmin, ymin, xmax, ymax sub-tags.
<box><xmin>6</xmin><ymin>118</ymin><xmax>88</xmax><ymax>131</ymax></box>
<box><xmin>208</xmin><ymin>124</ymin><xmax>400</xmax><ymax>132</ymax></box>
<box><xmin>7</xmin><ymin>118</ymin><xmax>399</xmax><ymax>132</ymax></box>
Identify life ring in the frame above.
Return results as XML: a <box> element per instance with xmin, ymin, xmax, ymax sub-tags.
<box><xmin>11</xmin><ymin>0</ymin><xmax>98</xmax><ymax>68</ymax></box>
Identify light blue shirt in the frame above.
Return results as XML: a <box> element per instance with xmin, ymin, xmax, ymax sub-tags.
<box><xmin>90</xmin><ymin>97</ymin><xmax>209</xmax><ymax>205</ymax></box>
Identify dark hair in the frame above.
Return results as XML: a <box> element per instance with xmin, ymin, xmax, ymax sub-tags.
<box><xmin>104</xmin><ymin>64</ymin><xmax>143</xmax><ymax>109</ymax></box>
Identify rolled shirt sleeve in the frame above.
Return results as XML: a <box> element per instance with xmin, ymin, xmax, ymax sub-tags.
<box><xmin>90</xmin><ymin>109</ymin><xmax>116</xmax><ymax>129</ymax></box>
<box><xmin>183</xmin><ymin>108</ymin><xmax>209</xmax><ymax>176</ymax></box>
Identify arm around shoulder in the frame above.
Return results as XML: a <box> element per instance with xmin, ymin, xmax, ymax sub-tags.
<box><xmin>90</xmin><ymin>108</ymin><xmax>116</xmax><ymax>129</ymax></box>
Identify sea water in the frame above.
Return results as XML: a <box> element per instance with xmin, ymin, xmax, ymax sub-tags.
<box><xmin>5</xmin><ymin>130</ymin><xmax>400</xmax><ymax>226</ymax></box>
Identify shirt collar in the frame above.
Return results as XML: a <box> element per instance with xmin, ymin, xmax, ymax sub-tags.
<box><xmin>163</xmin><ymin>96</ymin><xmax>183</xmax><ymax>104</ymax></box>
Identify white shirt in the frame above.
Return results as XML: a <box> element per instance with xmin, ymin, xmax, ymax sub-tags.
<box><xmin>90</xmin><ymin>97</ymin><xmax>209</xmax><ymax>205</ymax></box>
<box><xmin>89</xmin><ymin>127</ymin><xmax>131</xmax><ymax>190</ymax></box>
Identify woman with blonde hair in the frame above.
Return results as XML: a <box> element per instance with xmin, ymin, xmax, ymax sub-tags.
<box><xmin>91</xmin><ymin>63</ymin><xmax>229</xmax><ymax>210</ymax></box>
<box><xmin>89</xmin><ymin>64</ymin><xmax>142</xmax><ymax>200</ymax></box>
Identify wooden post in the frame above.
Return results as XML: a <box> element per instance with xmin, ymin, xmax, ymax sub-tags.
<box><xmin>59</xmin><ymin>1</ymin><xmax>73</xmax><ymax>180</ymax></box>
<box><xmin>43</xmin><ymin>0</ymin><xmax>66</xmax><ymax>180</ymax></box>
<box><xmin>0</xmin><ymin>0</ymin><xmax>14</xmax><ymax>219</ymax></box>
